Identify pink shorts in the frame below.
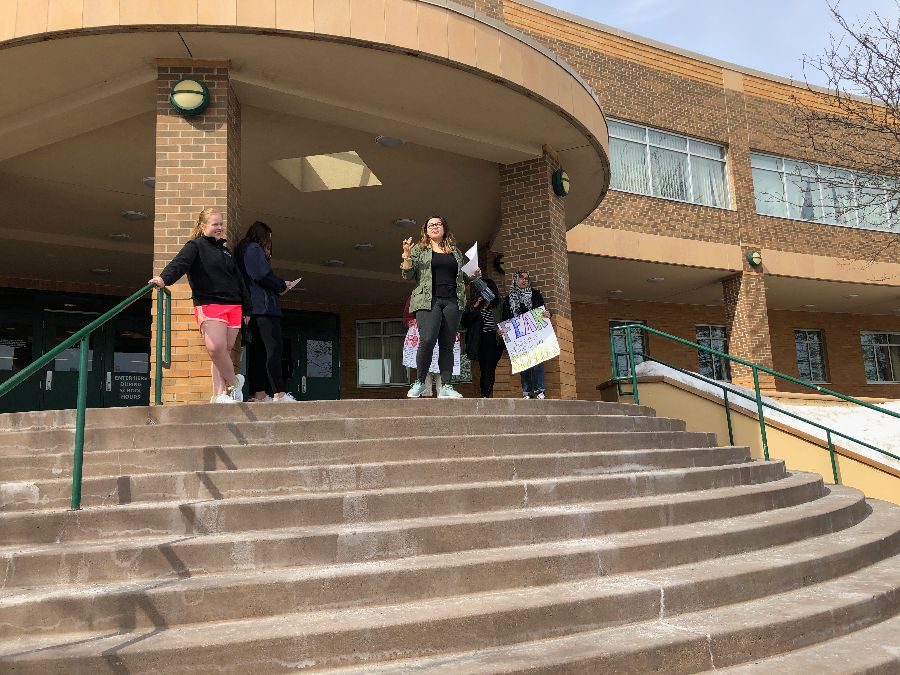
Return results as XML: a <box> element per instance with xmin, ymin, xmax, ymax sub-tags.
<box><xmin>195</xmin><ymin>304</ymin><xmax>242</xmax><ymax>330</ymax></box>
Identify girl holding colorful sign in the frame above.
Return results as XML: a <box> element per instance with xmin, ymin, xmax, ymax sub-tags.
<box><xmin>501</xmin><ymin>270</ymin><xmax>552</xmax><ymax>399</ymax></box>
<box><xmin>401</xmin><ymin>216</ymin><xmax>480</xmax><ymax>399</ymax></box>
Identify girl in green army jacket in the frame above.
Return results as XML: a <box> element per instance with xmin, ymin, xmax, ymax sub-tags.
<box><xmin>401</xmin><ymin>216</ymin><xmax>480</xmax><ymax>398</ymax></box>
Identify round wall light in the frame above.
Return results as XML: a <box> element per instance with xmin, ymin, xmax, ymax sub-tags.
<box><xmin>142</xmin><ymin>176</ymin><xmax>156</xmax><ymax>189</ymax></box>
<box><xmin>551</xmin><ymin>169</ymin><xmax>570</xmax><ymax>197</ymax></box>
<box><xmin>169</xmin><ymin>79</ymin><xmax>210</xmax><ymax>116</ymax></box>
<box><xmin>746</xmin><ymin>249</ymin><xmax>763</xmax><ymax>267</ymax></box>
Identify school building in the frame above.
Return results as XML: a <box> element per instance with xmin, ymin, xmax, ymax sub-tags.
<box><xmin>1</xmin><ymin>0</ymin><xmax>899</xmax><ymax>412</ymax></box>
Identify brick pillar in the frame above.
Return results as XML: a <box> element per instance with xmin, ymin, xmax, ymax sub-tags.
<box><xmin>150</xmin><ymin>59</ymin><xmax>241</xmax><ymax>405</ymax></box>
<box><xmin>722</xmin><ymin>247</ymin><xmax>776</xmax><ymax>390</ymax></box>
<box><xmin>498</xmin><ymin>152</ymin><xmax>576</xmax><ymax>399</ymax></box>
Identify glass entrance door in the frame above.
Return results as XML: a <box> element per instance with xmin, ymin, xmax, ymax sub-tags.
<box><xmin>101</xmin><ymin>317</ymin><xmax>151</xmax><ymax>407</ymax></box>
<box><xmin>40</xmin><ymin>311</ymin><xmax>103</xmax><ymax>411</ymax></box>
<box><xmin>286</xmin><ymin>312</ymin><xmax>340</xmax><ymax>401</ymax></box>
<box><xmin>0</xmin><ymin>313</ymin><xmax>41</xmax><ymax>413</ymax></box>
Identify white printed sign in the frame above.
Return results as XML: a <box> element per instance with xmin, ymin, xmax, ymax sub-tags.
<box><xmin>402</xmin><ymin>322</ymin><xmax>461</xmax><ymax>375</ymax></box>
<box><xmin>499</xmin><ymin>306</ymin><xmax>560</xmax><ymax>374</ymax></box>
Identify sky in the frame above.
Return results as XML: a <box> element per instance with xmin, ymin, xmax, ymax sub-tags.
<box><xmin>541</xmin><ymin>0</ymin><xmax>899</xmax><ymax>86</ymax></box>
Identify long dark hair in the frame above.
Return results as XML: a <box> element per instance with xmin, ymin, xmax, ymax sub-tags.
<box><xmin>239</xmin><ymin>221</ymin><xmax>273</xmax><ymax>258</ymax></box>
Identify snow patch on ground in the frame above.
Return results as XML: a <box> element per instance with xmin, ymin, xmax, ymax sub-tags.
<box><xmin>634</xmin><ymin>361</ymin><xmax>900</xmax><ymax>473</ymax></box>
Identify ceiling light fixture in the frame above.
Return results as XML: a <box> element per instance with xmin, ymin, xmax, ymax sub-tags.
<box><xmin>646</xmin><ymin>277</ymin><xmax>665</xmax><ymax>283</ymax></box>
<box><xmin>142</xmin><ymin>177</ymin><xmax>156</xmax><ymax>189</ymax></box>
<box><xmin>121</xmin><ymin>211</ymin><xmax>148</xmax><ymax>221</ymax></box>
<box><xmin>353</xmin><ymin>243</ymin><xmax>375</xmax><ymax>251</ymax></box>
<box><xmin>802</xmin><ymin>304</ymin><xmax>816</xmax><ymax>308</ymax></box>
<box><xmin>846</xmin><ymin>293</ymin><xmax>859</xmax><ymax>299</ymax></box>
<box><xmin>109</xmin><ymin>233</ymin><xmax>131</xmax><ymax>241</ymax></box>
<box><xmin>607</xmin><ymin>289</ymin><xmax>624</xmax><ymax>295</ymax></box>
<box><xmin>91</xmin><ymin>268</ymin><xmax>111</xmax><ymax>275</ymax></box>
<box><xmin>324</xmin><ymin>259</ymin><xmax>346</xmax><ymax>267</ymax></box>
<box><xmin>375</xmin><ymin>135</ymin><xmax>404</xmax><ymax>148</ymax></box>
<box><xmin>393</xmin><ymin>218</ymin><xmax>417</xmax><ymax>229</ymax></box>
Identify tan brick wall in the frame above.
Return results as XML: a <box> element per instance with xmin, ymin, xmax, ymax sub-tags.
<box><xmin>722</xmin><ymin>271</ymin><xmax>776</xmax><ymax>389</ymax></box>
<box><xmin>769</xmin><ymin>309</ymin><xmax>900</xmax><ymax>398</ymax></box>
<box><xmin>150</xmin><ymin>61</ymin><xmax>241</xmax><ymax>405</ymax></box>
<box><xmin>499</xmin><ymin>153</ymin><xmax>576</xmax><ymax>399</ymax></box>
<box><xmin>501</xmin><ymin>0</ymin><xmax>900</xmax><ymax>266</ymax></box>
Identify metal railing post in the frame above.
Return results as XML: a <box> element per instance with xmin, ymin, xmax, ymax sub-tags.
<box><xmin>70</xmin><ymin>337</ymin><xmax>89</xmax><ymax>511</ymax></box>
<box><xmin>723</xmin><ymin>389</ymin><xmax>735</xmax><ymax>446</ymax></box>
<box><xmin>609</xmin><ymin>328</ymin><xmax>621</xmax><ymax>395</ymax></box>
<box><xmin>751</xmin><ymin>366</ymin><xmax>770</xmax><ymax>461</ymax></box>
<box><xmin>826</xmin><ymin>430</ymin><xmax>840</xmax><ymax>484</ymax></box>
<box><xmin>154</xmin><ymin>288</ymin><xmax>172</xmax><ymax>406</ymax></box>
<box><xmin>625</xmin><ymin>325</ymin><xmax>640</xmax><ymax>405</ymax></box>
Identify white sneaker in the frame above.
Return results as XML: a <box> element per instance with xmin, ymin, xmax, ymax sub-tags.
<box><xmin>227</xmin><ymin>374</ymin><xmax>245</xmax><ymax>402</ymax></box>
<box><xmin>274</xmin><ymin>393</ymin><xmax>297</xmax><ymax>403</ymax></box>
<box><xmin>252</xmin><ymin>395</ymin><xmax>273</xmax><ymax>402</ymax></box>
<box><xmin>522</xmin><ymin>392</ymin><xmax>531</xmax><ymax>399</ymax></box>
<box><xmin>438</xmin><ymin>384</ymin><xmax>463</xmax><ymax>399</ymax></box>
<box><xmin>535</xmin><ymin>391</ymin><xmax>546</xmax><ymax>400</ymax></box>
<box><xmin>212</xmin><ymin>393</ymin><xmax>238</xmax><ymax>404</ymax></box>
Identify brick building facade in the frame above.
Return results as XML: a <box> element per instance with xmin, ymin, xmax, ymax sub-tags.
<box><xmin>1</xmin><ymin>0</ymin><xmax>898</xmax><ymax>412</ymax></box>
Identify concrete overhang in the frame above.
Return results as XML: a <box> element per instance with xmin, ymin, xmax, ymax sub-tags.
<box><xmin>0</xmin><ymin>0</ymin><xmax>609</xmax><ymax>230</ymax></box>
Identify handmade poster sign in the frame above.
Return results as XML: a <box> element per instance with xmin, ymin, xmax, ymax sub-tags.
<box><xmin>499</xmin><ymin>306</ymin><xmax>560</xmax><ymax>374</ymax></box>
<box><xmin>402</xmin><ymin>321</ymin><xmax>461</xmax><ymax>375</ymax></box>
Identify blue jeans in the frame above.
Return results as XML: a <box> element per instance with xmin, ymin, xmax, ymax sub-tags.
<box><xmin>519</xmin><ymin>362</ymin><xmax>545</xmax><ymax>395</ymax></box>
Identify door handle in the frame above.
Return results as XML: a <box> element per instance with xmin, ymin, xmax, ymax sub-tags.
<box><xmin>106</xmin><ymin>372</ymin><xmax>112</xmax><ymax>392</ymax></box>
<box><xmin>45</xmin><ymin>371</ymin><xmax>52</xmax><ymax>391</ymax></box>
<box><xmin>301</xmin><ymin>375</ymin><xmax>307</xmax><ymax>394</ymax></box>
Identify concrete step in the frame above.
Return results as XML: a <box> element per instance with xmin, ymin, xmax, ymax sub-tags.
<box><xmin>2</xmin><ymin>499</ymin><xmax>897</xmax><ymax>673</ymax></box>
<box><xmin>0</xmin><ymin>472</ymin><xmax>825</xmax><ymax>589</ymax></box>
<box><xmin>0</xmin><ymin>460</ymin><xmax>786</xmax><ymax>546</ymax></box>
<box><xmin>333</xmin><ymin>553</ymin><xmax>900</xmax><ymax>675</ymax></box>
<box><xmin>0</xmin><ymin>399</ymin><xmax>657</xmax><ymax>432</ymax></box>
<box><xmin>0</xmin><ymin>486</ymin><xmax>868</xmax><ymax>637</ymax></box>
<box><xmin>0</xmin><ymin>430</ymin><xmax>718</xmax><ymax>482</ymax></box>
<box><xmin>1</xmin><ymin>445</ymin><xmax>753</xmax><ymax>512</ymax></box>
<box><xmin>715</xmin><ymin>611</ymin><xmax>900</xmax><ymax>673</ymax></box>
<box><xmin>1</xmin><ymin>413</ymin><xmax>681</xmax><ymax>456</ymax></box>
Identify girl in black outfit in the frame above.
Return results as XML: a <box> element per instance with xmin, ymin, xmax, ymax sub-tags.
<box><xmin>149</xmin><ymin>207</ymin><xmax>249</xmax><ymax>404</ymax></box>
<box><xmin>461</xmin><ymin>278</ymin><xmax>503</xmax><ymax>397</ymax></box>
<box><xmin>236</xmin><ymin>221</ymin><xmax>296</xmax><ymax>403</ymax></box>
<box><xmin>501</xmin><ymin>270</ymin><xmax>551</xmax><ymax>399</ymax></box>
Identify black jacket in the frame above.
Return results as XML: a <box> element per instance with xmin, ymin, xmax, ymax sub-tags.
<box><xmin>160</xmin><ymin>236</ymin><xmax>250</xmax><ymax>312</ymax></box>
<box><xmin>501</xmin><ymin>288</ymin><xmax>546</xmax><ymax>321</ymax></box>
<box><xmin>236</xmin><ymin>241</ymin><xmax>287</xmax><ymax>317</ymax></box>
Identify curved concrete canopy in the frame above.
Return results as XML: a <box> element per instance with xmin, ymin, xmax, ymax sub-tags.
<box><xmin>0</xmin><ymin>0</ymin><xmax>609</xmax><ymax>299</ymax></box>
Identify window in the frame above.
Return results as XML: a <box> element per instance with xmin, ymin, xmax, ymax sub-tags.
<box><xmin>861</xmin><ymin>332</ymin><xmax>900</xmax><ymax>383</ymax></box>
<box><xmin>610</xmin><ymin>319</ymin><xmax>648</xmax><ymax>378</ymax></box>
<box><xmin>695</xmin><ymin>324</ymin><xmax>731</xmax><ymax>381</ymax></box>
<box><xmin>751</xmin><ymin>152</ymin><xmax>900</xmax><ymax>232</ymax></box>
<box><xmin>357</xmin><ymin>319</ymin><xmax>407</xmax><ymax>387</ymax></box>
<box><xmin>608</xmin><ymin>120</ymin><xmax>730</xmax><ymax>209</ymax></box>
<box><xmin>794</xmin><ymin>329</ymin><xmax>828</xmax><ymax>383</ymax></box>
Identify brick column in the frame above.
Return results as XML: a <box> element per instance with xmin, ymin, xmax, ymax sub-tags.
<box><xmin>150</xmin><ymin>60</ymin><xmax>241</xmax><ymax>405</ymax></box>
<box><xmin>498</xmin><ymin>152</ymin><xmax>576</xmax><ymax>399</ymax></box>
<box><xmin>722</xmin><ymin>246</ymin><xmax>776</xmax><ymax>390</ymax></box>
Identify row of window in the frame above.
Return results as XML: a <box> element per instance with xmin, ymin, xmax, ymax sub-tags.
<box><xmin>356</xmin><ymin>319</ymin><xmax>472</xmax><ymax>387</ymax></box>
<box><xmin>358</xmin><ymin>318</ymin><xmax>900</xmax><ymax>387</ymax></box>
<box><xmin>611</xmin><ymin>320</ymin><xmax>900</xmax><ymax>384</ymax></box>
<box><xmin>608</xmin><ymin>119</ymin><xmax>900</xmax><ymax>232</ymax></box>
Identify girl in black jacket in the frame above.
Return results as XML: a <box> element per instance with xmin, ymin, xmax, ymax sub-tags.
<box><xmin>150</xmin><ymin>208</ymin><xmax>249</xmax><ymax>404</ymax></box>
<box><xmin>236</xmin><ymin>221</ymin><xmax>296</xmax><ymax>403</ymax></box>
<box><xmin>501</xmin><ymin>270</ymin><xmax>551</xmax><ymax>399</ymax></box>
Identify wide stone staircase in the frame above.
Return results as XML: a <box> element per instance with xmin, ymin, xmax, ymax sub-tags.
<box><xmin>0</xmin><ymin>399</ymin><xmax>898</xmax><ymax>673</ymax></box>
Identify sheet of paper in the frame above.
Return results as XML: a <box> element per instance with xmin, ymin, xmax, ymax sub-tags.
<box><xmin>461</xmin><ymin>242</ymin><xmax>479</xmax><ymax>277</ymax></box>
<box><xmin>286</xmin><ymin>277</ymin><xmax>302</xmax><ymax>290</ymax></box>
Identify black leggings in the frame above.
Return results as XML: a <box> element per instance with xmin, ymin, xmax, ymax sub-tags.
<box><xmin>477</xmin><ymin>333</ymin><xmax>503</xmax><ymax>397</ymax></box>
<box><xmin>415</xmin><ymin>297</ymin><xmax>461</xmax><ymax>384</ymax></box>
<box><xmin>248</xmin><ymin>316</ymin><xmax>285</xmax><ymax>395</ymax></box>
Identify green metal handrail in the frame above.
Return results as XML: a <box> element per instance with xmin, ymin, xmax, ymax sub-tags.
<box><xmin>608</xmin><ymin>323</ymin><xmax>900</xmax><ymax>484</ymax></box>
<box><xmin>0</xmin><ymin>284</ymin><xmax>172</xmax><ymax>510</ymax></box>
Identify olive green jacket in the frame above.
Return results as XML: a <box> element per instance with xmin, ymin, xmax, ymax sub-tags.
<box><xmin>401</xmin><ymin>245</ymin><xmax>467</xmax><ymax>312</ymax></box>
